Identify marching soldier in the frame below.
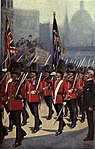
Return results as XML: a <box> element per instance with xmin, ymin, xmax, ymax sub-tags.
<box><xmin>53</xmin><ymin>60</ymin><xmax>66</xmax><ymax>136</ymax></box>
<box><xmin>0</xmin><ymin>70</ymin><xmax>8</xmax><ymax>144</ymax></box>
<box><xmin>83</xmin><ymin>67</ymin><xmax>95</xmax><ymax>141</ymax></box>
<box><xmin>20</xmin><ymin>63</ymin><xmax>29</xmax><ymax>126</ymax></box>
<box><xmin>6</xmin><ymin>62</ymin><xmax>27</xmax><ymax>147</ymax></box>
<box><xmin>76</xmin><ymin>67</ymin><xmax>85</xmax><ymax>123</ymax></box>
<box><xmin>26</xmin><ymin>63</ymin><xmax>43</xmax><ymax>133</ymax></box>
<box><xmin>64</xmin><ymin>63</ymin><xmax>78</xmax><ymax>128</ymax></box>
<box><xmin>43</xmin><ymin>65</ymin><xmax>54</xmax><ymax>120</ymax></box>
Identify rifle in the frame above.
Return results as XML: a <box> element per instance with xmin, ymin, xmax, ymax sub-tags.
<box><xmin>26</xmin><ymin>54</ymin><xmax>37</xmax><ymax>66</ymax></box>
<box><xmin>35</xmin><ymin>54</ymin><xmax>51</xmax><ymax>91</ymax></box>
<box><xmin>16</xmin><ymin>47</ymin><xmax>35</xmax><ymax>62</ymax></box>
<box><xmin>53</xmin><ymin>102</ymin><xmax>66</xmax><ymax>125</ymax></box>
<box><xmin>0</xmin><ymin>73</ymin><xmax>7</xmax><ymax>85</ymax></box>
<box><xmin>64</xmin><ymin>57</ymin><xmax>86</xmax><ymax>100</ymax></box>
<box><xmin>72</xmin><ymin>57</ymin><xmax>86</xmax><ymax>88</ymax></box>
<box><xmin>15</xmin><ymin>54</ymin><xmax>38</xmax><ymax>97</ymax></box>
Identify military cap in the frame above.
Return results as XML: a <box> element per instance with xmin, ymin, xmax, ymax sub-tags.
<box><xmin>30</xmin><ymin>63</ymin><xmax>38</xmax><ymax>73</ymax></box>
<box><xmin>56</xmin><ymin>59</ymin><xmax>66</xmax><ymax>74</ymax></box>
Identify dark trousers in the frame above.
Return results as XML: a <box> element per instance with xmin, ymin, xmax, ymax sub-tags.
<box><xmin>86</xmin><ymin>111</ymin><xmax>94</xmax><ymax>138</ymax></box>
<box><xmin>22</xmin><ymin>108</ymin><xmax>29</xmax><ymax>123</ymax></box>
<box><xmin>28</xmin><ymin>102</ymin><xmax>41</xmax><ymax>130</ymax></box>
<box><xmin>0</xmin><ymin>110</ymin><xmax>3</xmax><ymax>143</ymax></box>
<box><xmin>4</xmin><ymin>103</ymin><xmax>14</xmax><ymax>130</ymax></box>
<box><xmin>54</xmin><ymin>104</ymin><xmax>65</xmax><ymax>132</ymax></box>
<box><xmin>9</xmin><ymin>113</ymin><xmax>14</xmax><ymax>130</ymax></box>
<box><xmin>10</xmin><ymin>110</ymin><xmax>26</xmax><ymax>143</ymax></box>
<box><xmin>67</xmin><ymin>99</ymin><xmax>77</xmax><ymax>126</ymax></box>
<box><xmin>0</xmin><ymin>110</ymin><xmax>8</xmax><ymax>143</ymax></box>
<box><xmin>44</xmin><ymin>96</ymin><xmax>53</xmax><ymax>117</ymax></box>
<box><xmin>78</xmin><ymin>96</ymin><xmax>85</xmax><ymax>120</ymax></box>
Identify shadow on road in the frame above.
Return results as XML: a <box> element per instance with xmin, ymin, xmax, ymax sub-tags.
<box><xmin>0</xmin><ymin>127</ymin><xmax>95</xmax><ymax>149</ymax></box>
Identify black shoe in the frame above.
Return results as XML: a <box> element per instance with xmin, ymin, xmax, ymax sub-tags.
<box><xmin>76</xmin><ymin>118</ymin><xmax>78</xmax><ymax>121</ymax></box>
<box><xmin>67</xmin><ymin>118</ymin><xmax>71</xmax><ymax>122</ymax></box>
<box><xmin>8</xmin><ymin>127</ymin><xmax>13</xmax><ymax>132</ymax></box>
<box><xmin>55</xmin><ymin>131</ymin><xmax>62</xmax><ymax>136</ymax></box>
<box><xmin>64</xmin><ymin>114</ymin><xmax>68</xmax><ymax>117</ymax></box>
<box><xmin>83</xmin><ymin>137</ymin><xmax>94</xmax><ymax>141</ymax></box>
<box><xmin>80</xmin><ymin>119</ymin><xmax>85</xmax><ymax>123</ymax></box>
<box><xmin>21</xmin><ymin>132</ymin><xmax>27</xmax><ymax>141</ymax></box>
<box><xmin>32</xmin><ymin>129</ymin><xmax>39</xmax><ymax>133</ymax></box>
<box><xmin>70</xmin><ymin>124</ymin><xmax>76</xmax><ymax>129</ymax></box>
<box><xmin>46</xmin><ymin>116</ymin><xmax>52</xmax><ymax>120</ymax></box>
<box><xmin>13</xmin><ymin>142</ymin><xmax>21</xmax><ymax>148</ymax></box>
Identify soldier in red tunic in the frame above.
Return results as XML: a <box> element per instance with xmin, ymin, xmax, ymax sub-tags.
<box><xmin>76</xmin><ymin>67</ymin><xmax>85</xmax><ymax>123</ymax></box>
<box><xmin>0</xmin><ymin>70</ymin><xmax>8</xmax><ymax>144</ymax></box>
<box><xmin>6</xmin><ymin>62</ymin><xmax>27</xmax><ymax>147</ymax></box>
<box><xmin>26</xmin><ymin>63</ymin><xmax>43</xmax><ymax>133</ymax></box>
<box><xmin>53</xmin><ymin>60</ymin><xmax>66</xmax><ymax>136</ymax></box>
<box><xmin>43</xmin><ymin>65</ymin><xmax>54</xmax><ymax>120</ymax></box>
<box><xmin>20</xmin><ymin>63</ymin><xmax>29</xmax><ymax>126</ymax></box>
<box><xmin>64</xmin><ymin>63</ymin><xmax>78</xmax><ymax>128</ymax></box>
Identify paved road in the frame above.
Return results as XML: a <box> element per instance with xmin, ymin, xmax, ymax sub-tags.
<box><xmin>0</xmin><ymin>102</ymin><xmax>95</xmax><ymax>149</ymax></box>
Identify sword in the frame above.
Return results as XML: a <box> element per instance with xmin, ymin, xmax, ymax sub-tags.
<box><xmin>53</xmin><ymin>104</ymin><xmax>65</xmax><ymax>126</ymax></box>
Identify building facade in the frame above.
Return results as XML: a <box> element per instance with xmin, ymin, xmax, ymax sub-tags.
<box><xmin>39</xmin><ymin>23</ymin><xmax>51</xmax><ymax>52</ymax></box>
<box><xmin>13</xmin><ymin>9</ymin><xmax>40</xmax><ymax>43</ymax></box>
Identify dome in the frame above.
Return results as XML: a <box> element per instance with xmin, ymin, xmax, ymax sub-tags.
<box><xmin>69</xmin><ymin>1</ymin><xmax>95</xmax><ymax>47</ymax></box>
<box><xmin>70</xmin><ymin>9</ymin><xmax>94</xmax><ymax>33</ymax></box>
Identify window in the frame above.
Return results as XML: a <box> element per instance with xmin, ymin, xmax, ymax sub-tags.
<box><xmin>7</xmin><ymin>0</ymin><xmax>10</xmax><ymax>8</ymax></box>
<box><xmin>1</xmin><ymin>0</ymin><xmax>6</xmax><ymax>7</ymax></box>
<box><xmin>11</xmin><ymin>0</ymin><xmax>13</xmax><ymax>7</ymax></box>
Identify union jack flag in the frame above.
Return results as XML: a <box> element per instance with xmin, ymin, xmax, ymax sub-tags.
<box><xmin>4</xmin><ymin>15</ymin><xmax>17</xmax><ymax>68</ymax></box>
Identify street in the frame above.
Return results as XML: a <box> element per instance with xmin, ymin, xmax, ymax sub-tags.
<box><xmin>0</xmin><ymin>101</ymin><xmax>95</xmax><ymax>149</ymax></box>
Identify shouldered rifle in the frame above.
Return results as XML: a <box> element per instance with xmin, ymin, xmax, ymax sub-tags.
<box><xmin>35</xmin><ymin>54</ymin><xmax>51</xmax><ymax>91</ymax></box>
<box><xmin>15</xmin><ymin>54</ymin><xmax>38</xmax><ymax>97</ymax></box>
<box><xmin>70</xmin><ymin>57</ymin><xmax>86</xmax><ymax>91</ymax></box>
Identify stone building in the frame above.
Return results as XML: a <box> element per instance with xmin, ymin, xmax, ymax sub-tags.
<box><xmin>39</xmin><ymin>23</ymin><xmax>51</xmax><ymax>52</ymax></box>
<box><xmin>13</xmin><ymin>9</ymin><xmax>40</xmax><ymax>43</ymax></box>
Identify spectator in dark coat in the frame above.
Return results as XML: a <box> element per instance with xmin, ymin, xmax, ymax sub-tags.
<box><xmin>83</xmin><ymin>68</ymin><xmax>95</xmax><ymax>141</ymax></box>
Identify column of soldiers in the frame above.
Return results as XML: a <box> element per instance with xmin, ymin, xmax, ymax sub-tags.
<box><xmin>0</xmin><ymin>59</ymin><xmax>95</xmax><ymax>147</ymax></box>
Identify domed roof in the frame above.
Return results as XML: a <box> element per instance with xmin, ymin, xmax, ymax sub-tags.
<box><xmin>69</xmin><ymin>1</ymin><xmax>95</xmax><ymax>47</ymax></box>
<box><xmin>70</xmin><ymin>1</ymin><xmax>94</xmax><ymax>33</ymax></box>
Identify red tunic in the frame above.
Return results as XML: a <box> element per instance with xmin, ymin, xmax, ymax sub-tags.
<box><xmin>26</xmin><ymin>79</ymin><xmax>43</xmax><ymax>103</ymax></box>
<box><xmin>43</xmin><ymin>78</ymin><xmax>52</xmax><ymax>96</ymax></box>
<box><xmin>7</xmin><ymin>81</ymin><xmax>25</xmax><ymax>111</ymax></box>
<box><xmin>76</xmin><ymin>78</ymin><xmax>84</xmax><ymax>92</ymax></box>
<box><xmin>63</xmin><ymin>79</ymin><xmax>77</xmax><ymax>100</ymax></box>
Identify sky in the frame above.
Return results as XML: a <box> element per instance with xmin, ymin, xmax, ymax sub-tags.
<box><xmin>14</xmin><ymin>0</ymin><xmax>95</xmax><ymax>26</ymax></box>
